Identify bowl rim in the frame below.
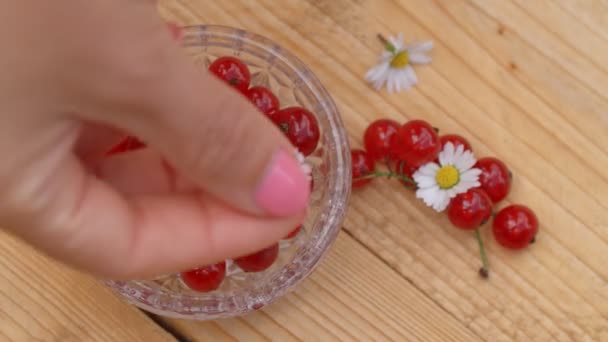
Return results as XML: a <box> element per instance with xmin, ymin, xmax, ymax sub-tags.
<box><xmin>106</xmin><ymin>24</ymin><xmax>352</xmax><ymax>320</ymax></box>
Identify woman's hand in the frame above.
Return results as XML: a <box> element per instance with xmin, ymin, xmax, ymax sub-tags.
<box><xmin>0</xmin><ymin>1</ymin><xmax>309</xmax><ymax>279</ymax></box>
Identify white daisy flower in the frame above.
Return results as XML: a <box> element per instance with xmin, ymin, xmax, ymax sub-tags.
<box><xmin>365</xmin><ymin>33</ymin><xmax>433</xmax><ymax>93</ymax></box>
<box><xmin>413</xmin><ymin>142</ymin><xmax>481</xmax><ymax>212</ymax></box>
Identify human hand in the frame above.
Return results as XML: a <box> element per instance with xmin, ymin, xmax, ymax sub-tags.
<box><xmin>0</xmin><ymin>1</ymin><xmax>309</xmax><ymax>279</ymax></box>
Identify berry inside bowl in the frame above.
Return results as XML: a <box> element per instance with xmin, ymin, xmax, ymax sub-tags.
<box><xmin>105</xmin><ymin>25</ymin><xmax>351</xmax><ymax>320</ymax></box>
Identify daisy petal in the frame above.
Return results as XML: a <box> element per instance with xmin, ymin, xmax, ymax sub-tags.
<box><xmin>416</xmin><ymin>175</ymin><xmax>437</xmax><ymax>188</ymax></box>
<box><xmin>416</xmin><ymin>186</ymin><xmax>439</xmax><ymax>206</ymax></box>
<box><xmin>409</xmin><ymin>52</ymin><xmax>431</xmax><ymax>64</ymax></box>
<box><xmin>453</xmin><ymin>144</ymin><xmax>465</xmax><ymax>161</ymax></box>
<box><xmin>455</xmin><ymin>150</ymin><xmax>477</xmax><ymax>171</ymax></box>
<box><xmin>414</xmin><ymin>163</ymin><xmax>440</xmax><ymax>178</ymax></box>
<box><xmin>392</xmin><ymin>32</ymin><xmax>405</xmax><ymax>50</ymax></box>
<box><xmin>461</xmin><ymin>168</ymin><xmax>482</xmax><ymax>182</ymax></box>
<box><xmin>433</xmin><ymin>191</ymin><xmax>450</xmax><ymax>212</ymax></box>
<box><xmin>405</xmin><ymin>66</ymin><xmax>418</xmax><ymax>86</ymax></box>
<box><xmin>439</xmin><ymin>142</ymin><xmax>455</xmax><ymax>166</ymax></box>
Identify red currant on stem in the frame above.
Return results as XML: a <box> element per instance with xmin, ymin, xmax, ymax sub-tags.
<box><xmin>272</xmin><ymin>107</ymin><xmax>320</xmax><ymax>156</ymax></box>
<box><xmin>475</xmin><ymin>157</ymin><xmax>512</xmax><ymax>203</ymax></box>
<box><xmin>492</xmin><ymin>205</ymin><xmax>538</xmax><ymax>250</ymax></box>
<box><xmin>351</xmin><ymin>150</ymin><xmax>417</xmax><ymax>188</ymax></box>
<box><xmin>245</xmin><ymin>86</ymin><xmax>280</xmax><ymax>116</ymax></box>
<box><xmin>390</xmin><ymin>120</ymin><xmax>441</xmax><ymax>168</ymax></box>
<box><xmin>364</xmin><ymin>119</ymin><xmax>400</xmax><ymax>162</ymax></box>
<box><xmin>234</xmin><ymin>243</ymin><xmax>279</xmax><ymax>272</ymax></box>
<box><xmin>181</xmin><ymin>261</ymin><xmax>226</xmax><ymax>292</ymax></box>
<box><xmin>208</xmin><ymin>56</ymin><xmax>251</xmax><ymax>92</ymax></box>
<box><xmin>439</xmin><ymin>134</ymin><xmax>472</xmax><ymax>152</ymax></box>
<box><xmin>447</xmin><ymin>188</ymin><xmax>494</xmax><ymax>278</ymax></box>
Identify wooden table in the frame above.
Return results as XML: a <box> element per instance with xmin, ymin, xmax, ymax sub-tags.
<box><xmin>2</xmin><ymin>0</ymin><xmax>607</xmax><ymax>340</ymax></box>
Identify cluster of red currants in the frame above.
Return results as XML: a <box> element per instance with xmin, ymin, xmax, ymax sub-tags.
<box><xmin>351</xmin><ymin>118</ymin><xmax>539</xmax><ymax>277</ymax></box>
<box><xmin>105</xmin><ymin>55</ymin><xmax>319</xmax><ymax>292</ymax></box>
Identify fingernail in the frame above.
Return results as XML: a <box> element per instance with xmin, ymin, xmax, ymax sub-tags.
<box><xmin>254</xmin><ymin>149</ymin><xmax>310</xmax><ymax>216</ymax></box>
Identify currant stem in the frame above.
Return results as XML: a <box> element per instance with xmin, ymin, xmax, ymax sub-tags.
<box><xmin>475</xmin><ymin>229</ymin><xmax>490</xmax><ymax>278</ymax></box>
<box><xmin>377</xmin><ymin>34</ymin><xmax>396</xmax><ymax>54</ymax></box>
<box><xmin>354</xmin><ymin>171</ymin><xmax>416</xmax><ymax>185</ymax></box>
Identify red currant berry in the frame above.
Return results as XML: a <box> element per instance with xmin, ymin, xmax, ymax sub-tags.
<box><xmin>105</xmin><ymin>136</ymin><xmax>146</xmax><ymax>156</ymax></box>
<box><xmin>272</xmin><ymin>107</ymin><xmax>320</xmax><ymax>156</ymax></box>
<box><xmin>181</xmin><ymin>261</ymin><xmax>226</xmax><ymax>292</ymax></box>
<box><xmin>492</xmin><ymin>205</ymin><xmax>538</xmax><ymax>250</ymax></box>
<box><xmin>390</xmin><ymin>120</ymin><xmax>441</xmax><ymax>168</ymax></box>
<box><xmin>245</xmin><ymin>86</ymin><xmax>280</xmax><ymax>116</ymax></box>
<box><xmin>351</xmin><ymin>149</ymin><xmax>375</xmax><ymax>188</ymax></box>
<box><xmin>447</xmin><ymin>188</ymin><xmax>493</xmax><ymax>230</ymax></box>
<box><xmin>364</xmin><ymin>119</ymin><xmax>400</xmax><ymax>162</ymax></box>
<box><xmin>208</xmin><ymin>56</ymin><xmax>251</xmax><ymax>92</ymax></box>
<box><xmin>439</xmin><ymin>134</ymin><xmax>472</xmax><ymax>152</ymax></box>
<box><xmin>475</xmin><ymin>157</ymin><xmax>512</xmax><ymax>203</ymax></box>
<box><xmin>285</xmin><ymin>225</ymin><xmax>302</xmax><ymax>239</ymax></box>
<box><xmin>234</xmin><ymin>243</ymin><xmax>279</xmax><ymax>272</ymax></box>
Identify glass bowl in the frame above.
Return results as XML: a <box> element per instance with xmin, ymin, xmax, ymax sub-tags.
<box><xmin>106</xmin><ymin>25</ymin><xmax>351</xmax><ymax>320</ymax></box>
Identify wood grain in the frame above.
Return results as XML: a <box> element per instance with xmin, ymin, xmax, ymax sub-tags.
<box><xmin>0</xmin><ymin>232</ymin><xmax>175</xmax><ymax>342</ymax></box>
<box><xmin>157</xmin><ymin>0</ymin><xmax>608</xmax><ymax>340</ymax></box>
<box><xmin>160</xmin><ymin>232</ymin><xmax>479</xmax><ymax>341</ymax></box>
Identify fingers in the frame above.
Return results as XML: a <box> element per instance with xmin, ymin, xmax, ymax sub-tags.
<box><xmin>17</xmin><ymin>153</ymin><xmax>303</xmax><ymax>279</ymax></box>
<box><xmin>81</xmin><ymin>22</ymin><xmax>310</xmax><ymax>219</ymax></box>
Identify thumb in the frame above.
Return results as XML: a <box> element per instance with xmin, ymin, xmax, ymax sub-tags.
<box><xmin>96</xmin><ymin>28</ymin><xmax>312</xmax><ymax>218</ymax></box>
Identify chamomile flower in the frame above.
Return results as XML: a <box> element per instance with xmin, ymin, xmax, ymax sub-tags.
<box><xmin>413</xmin><ymin>142</ymin><xmax>481</xmax><ymax>212</ymax></box>
<box><xmin>365</xmin><ymin>33</ymin><xmax>433</xmax><ymax>93</ymax></box>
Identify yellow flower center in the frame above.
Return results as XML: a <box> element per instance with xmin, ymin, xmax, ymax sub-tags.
<box><xmin>436</xmin><ymin>166</ymin><xmax>460</xmax><ymax>189</ymax></box>
<box><xmin>390</xmin><ymin>51</ymin><xmax>409</xmax><ymax>68</ymax></box>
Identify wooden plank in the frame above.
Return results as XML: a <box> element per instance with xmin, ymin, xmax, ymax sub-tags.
<box><xmin>158</xmin><ymin>0</ymin><xmax>608</xmax><ymax>341</ymax></box>
<box><xmin>160</xmin><ymin>232</ymin><xmax>479</xmax><ymax>341</ymax></box>
<box><xmin>0</xmin><ymin>232</ymin><xmax>176</xmax><ymax>342</ymax></box>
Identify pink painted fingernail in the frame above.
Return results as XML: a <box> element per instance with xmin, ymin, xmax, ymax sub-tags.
<box><xmin>254</xmin><ymin>150</ymin><xmax>310</xmax><ymax>216</ymax></box>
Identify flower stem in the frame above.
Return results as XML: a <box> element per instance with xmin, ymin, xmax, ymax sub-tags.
<box><xmin>354</xmin><ymin>170</ymin><xmax>416</xmax><ymax>185</ymax></box>
<box><xmin>475</xmin><ymin>229</ymin><xmax>490</xmax><ymax>278</ymax></box>
<box><xmin>377</xmin><ymin>34</ymin><xmax>396</xmax><ymax>54</ymax></box>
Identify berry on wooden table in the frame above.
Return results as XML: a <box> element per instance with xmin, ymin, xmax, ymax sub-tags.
<box><xmin>181</xmin><ymin>261</ymin><xmax>226</xmax><ymax>292</ymax></box>
<box><xmin>208</xmin><ymin>56</ymin><xmax>251</xmax><ymax>92</ymax></box>
<box><xmin>234</xmin><ymin>243</ymin><xmax>279</xmax><ymax>272</ymax></box>
<box><xmin>245</xmin><ymin>86</ymin><xmax>280</xmax><ymax>116</ymax></box>
<box><xmin>390</xmin><ymin>119</ymin><xmax>441</xmax><ymax>167</ymax></box>
<box><xmin>492</xmin><ymin>205</ymin><xmax>538</xmax><ymax>250</ymax></box>
<box><xmin>351</xmin><ymin>149</ymin><xmax>375</xmax><ymax>188</ymax></box>
<box><xmin>475</xmin><ymin>157</ymin><xmax>512</xmax><ymax>203</ymax></box>
<box><xmin>364</xmin><ymin>119</ymin><xmax>400</xmax><ymax>162</ymax></box>
<box><xmin>272</xmin><ymin>107</ymin><xmax>320</xmax><ymax>156</ymax></box>
<box><xmin>447</xmin><ymin>188</ymin><xmax>493</xmax><ymax>230</ymax></box>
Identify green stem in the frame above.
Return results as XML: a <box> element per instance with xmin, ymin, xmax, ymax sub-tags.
<box><xmin>475</xmin><ymin>229</ymin><xmax>490</xmax><ymax>278</ymax></box>
<box><xmin>377</xmin><ymin>34</ymin><xmax>396</xmax><ymax>54</ymax></box>
<box><xmin>354</xmin><ymin>170</ymin><xmax>416</xmax><ymax>185</ymax></box>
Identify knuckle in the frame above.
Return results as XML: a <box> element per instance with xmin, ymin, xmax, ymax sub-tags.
<box><xmin>184</xmin><ymin>102</ymin><xmax>257</xmax><ymax>180</ymax></box>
